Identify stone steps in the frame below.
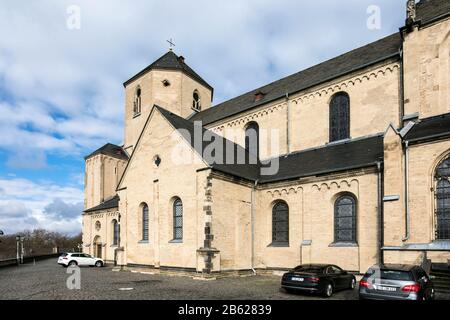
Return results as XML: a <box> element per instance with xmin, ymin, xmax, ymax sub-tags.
<box><xmin>430</xmin><ymin>266</ymin><xmax>450</xmax><ymax>294</ymax></box>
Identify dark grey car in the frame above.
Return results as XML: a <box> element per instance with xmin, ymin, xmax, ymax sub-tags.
<box><xmin>359</xmin><ymin>264</ymin><xmax>435</xmax><ymax>300</ymax></box>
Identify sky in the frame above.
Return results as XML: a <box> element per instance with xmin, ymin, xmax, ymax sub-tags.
<box><xmin>0</xmin><ymin>0</ymin><xmax>406</xmax><ymax>236</ymax></box>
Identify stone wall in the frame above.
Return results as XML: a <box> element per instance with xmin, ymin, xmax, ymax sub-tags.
<box><xmin>403</xmin><ymin>19</ymin><xmax>450</xmax><ymax>119</ymax></box>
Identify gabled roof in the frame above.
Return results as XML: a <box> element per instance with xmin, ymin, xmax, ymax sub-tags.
<box><xmin>259</xmin><ymin>135</ymin><xmax>384</xmax><ymax>184</ymax></box>
<box><xmin>123</xmin><ymin>51</ymin><xmax>213</xmax><ymax>92</ymax></box>
<box><xmin>84</xmin><ymin>195</ymin><xmax>119</xmax><ymax>213</ymax></box>
<box><xmin>191</xmin><ymin>33</ymin><xmax>402</xmax><ymax>126</ymax></box>
<box><xmin>156</xmin><ymin>106</ymin><xmax>260</xmax><ymax>181</ymax></box>
<box><xmin>85</xmin><ymin>143</ymin><xmax>129</xmax><ymax>161</ymax></box>
<box><xmin>404</xmin><ymin>112</ymin><xmax>450</xmax><ymax>144</ymax></box>
<box><xmin>157</xmin><ymin>106</ymin><xmax>384</xmax><ymax>183</ymax></box>
<box><xmin>415</xmin><ymin>0</ymin><xmax>450</xmax><ymax>26</ymax></box>
<box><xmin>117</xmin><ymin>106</ymin><xmax>384</xmax><ymax>187</ymax></box>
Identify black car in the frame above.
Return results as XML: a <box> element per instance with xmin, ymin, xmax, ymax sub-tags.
<box><xmin>281</xmin><ymin>264</ymin><xmax>356</xmax><ymax>298</ymax></box>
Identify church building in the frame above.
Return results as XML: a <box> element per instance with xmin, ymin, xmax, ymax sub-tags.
<box><xmin>82</xmin><ymin>0</ymin><xmax>450</xmax><ymax>276</ymax></box>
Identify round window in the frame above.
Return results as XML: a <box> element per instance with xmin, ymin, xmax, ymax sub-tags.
<box><xmin>95</xmin><ymin>221</ymin><xmax>101</xmax><ymax>231</ymax></box>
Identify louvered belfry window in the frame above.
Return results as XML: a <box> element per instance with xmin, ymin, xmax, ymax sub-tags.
<box><xmin>173</xmin><ymin>198</ymin><xmax>183</xmax><ymax>240</ymax></box>
<box><xmin>272</xmin><ymin>201</ymin><xmax>289</xmax><ymax>244</ymax></box>
<box><xmin>334</xmin><ymin>195</ymin><xmax>357</xmax><ymax>243</ymax></box>
<box><xmin>436</xmin><ymin>157</ymin><xmax>450</xmax><ymax>240</ymax></box>
<box><xmin>329</xmin><ymin>92</ymin><xmax>350</xmax><ymax>142</ymax></box>
<box><xmin>142</xmin><ymin>204</ymin><xmax>149</xmax><ymax>241</ymax></box>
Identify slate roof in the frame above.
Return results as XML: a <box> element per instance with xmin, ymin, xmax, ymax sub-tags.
<box><xmin>123</xmin><ymin>51</ymin><xmax>213</xmax><ymax>92</ymax></box>
<box><xmin>191</xmin><ymin>33</ymin><xmax>402</xmax><ymax>126</ymax></box>
<box><xmin>416</xmin><ymin>0</ymin><xmax>450</xmax><ymax>26</ymax></box>
<box><xmin>157</xmin><ymin>106</ymin><xmax>383</xmax><ymax>183</ymax></box>
<box><xmin>259</xmin><ymin>135</ymin><xmax>384</xmax><ymax>183</ymax></box>
<box><xmin>84</xmin><ymin>195</ymin><xmax>119</xmax><ymax>213</ymax></box>
<box><xmin>404</xmin><ymin>112</ymin><xmax>450</xmax><ymax>143</ymax></box>
<box><xmin>156</xmin><ymin>106</ymin><xmax>260</xmax><ymax>181</ymax></box>
<box><xmin>85</xmin><ymin>143</ymin><xmax>129</xmax><ymax>161</ymax></box>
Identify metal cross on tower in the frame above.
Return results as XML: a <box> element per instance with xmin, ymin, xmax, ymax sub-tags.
<box><xmin>167</xmin><ymin>38</ymin><xmax>176</xmax><ymax>51</ymax></box>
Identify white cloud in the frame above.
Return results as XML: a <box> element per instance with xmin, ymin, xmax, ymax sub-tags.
<box><xmin>0</xmin><ymin>178</ymin><xmax>83</xmax><ymax>235</ymax></box>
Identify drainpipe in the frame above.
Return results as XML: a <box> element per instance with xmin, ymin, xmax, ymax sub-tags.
<box><xmin>399</xmin><ymin>48</ymin><xmax>405</xmax><ymax>126</ymax></box>
<box><xmin>403</xmin><ymin>141</ymin><xmax>410</xmax><ymax>241</ymax></box>
<box><xmin>251</xmin><ymin>179</ymin><xmax>259</xmax><ymax>275</ymax></box>
<box><xmin>286</xmin><ymin>93</ymin><xmax>291</xmax><ymax>154</ymax></box>
<box><xmin>377</xmin><ymin>161</ymin><xmax>384</xmax><ymax>264</ymax></box>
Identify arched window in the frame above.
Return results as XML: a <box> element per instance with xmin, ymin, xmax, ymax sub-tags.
<box><xmin>142</xmin><ymin>204</ymin><xmax>149</xmax><ymax>241</ymax></box>
<box><xmin>192</xmin><ymin>90</ymin><xmax>201</xmax><ymax>111</ymax></box>
<box><xmin>272</xmin><ymin>201</ymin><xmax>289</xmax><ymax>245</ymax></box>
<box><xmin>334</xmin><ymin>194</ymin><xmax>357</xmax><ymax>243</ymax></box>
<box><xmin>245</xmin><ymin>122</ymin><xmax>259</xmax><ymax>163</ymax></box>
<box><xmin>173</xmin><ymin>198</ymin><xmax>183</xmax><ymax>240</ymax></box>
<box><xmin>134</xmin><ymin>87</ymin><xmax>142</xmax><ymax>115</ymax></box>
<box><xmin>112</xmin><ymin>220</ymin><xmax>119</xmax><ymax>246</ymax></box>
<box><xmin>329</xmin><ymin>92</ymin><xmax>350</xmax><ymax>142</ymax></box>
<box><xmin>435</xmin><ymin>156</ymin><xmax>450</xmax><ymax>240</ymax></box>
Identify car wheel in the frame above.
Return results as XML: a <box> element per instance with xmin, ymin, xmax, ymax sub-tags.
<box><xmin>350</xmin><ymin>278</ymin><xmax>356</xmax><ymax>290</ymax></box>
<box><xmin>324</xmin><ymin>283</ymin><xmax>334</xmax><ymax>298</ymax></box>
<box><xmin>95</xmin><ymin>261</ymin><xmax>103</xmax><ymax>268</ymax></box>
<box><xmin>68</xmin><ymin>261</ymin><xmax>77</xmax><ymax>267</ymax></box>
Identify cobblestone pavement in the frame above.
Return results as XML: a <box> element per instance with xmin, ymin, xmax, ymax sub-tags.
<box><xmin>0</xmin><ymin>259</ymin><xmax>448</xmax><ymax>300</ymax></box>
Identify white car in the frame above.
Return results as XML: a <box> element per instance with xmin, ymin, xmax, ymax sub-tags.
<box><xmin>58</xmin><ymin>252</ymin><xmax>104</xmax><ymax>267</ymax></box>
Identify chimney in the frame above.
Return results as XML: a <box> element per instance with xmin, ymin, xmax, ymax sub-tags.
<box><xmin>254</xmin><ymin>91</ymin><xmax>265</xmax><ymax>102</ymax></box>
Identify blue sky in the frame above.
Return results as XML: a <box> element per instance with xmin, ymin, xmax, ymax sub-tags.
<box><xmin>0</xmin><ymin>0</ymin><xmax>406</xmax><ymax>235</ymax></box>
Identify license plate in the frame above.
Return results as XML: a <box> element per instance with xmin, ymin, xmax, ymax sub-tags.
<box><xmin>376</xmin><ymin>286</ymin><xmax>397</xmax><ymax>292</ymax></box>
<box><xmin>291</xmin><ymin>277</ymin><xmax>304</xmax><ymax>282</ymax></box>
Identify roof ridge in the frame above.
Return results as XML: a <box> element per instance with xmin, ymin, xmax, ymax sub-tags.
<box><xmin>272</xmin><ymin>133</ymin><xmax>384</xmax><ymax>161</ymax></box>
<box><xmin>212</xmin><ymin>33</ymin><xmax>400</xmax><ymax>110</ymax></box>
<box><xmin>84</xmin><ymin>142</ymin><xmax>128</xmax><ymax>161</ymax></box>
<box><xmin>123</xmin><ymin>51</ymin><xmax>213</xmax><ymax>90</ymax></box>
<box><xmin>192</xmin><ymin>32</ymin><xmax>402</xmax><ymax>125</ymax></box>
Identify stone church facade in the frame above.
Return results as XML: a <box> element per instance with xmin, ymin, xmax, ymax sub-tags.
<box><xmin>82</xmin><ymin>0</ymin><xmax>450</xmax><ymax>275</ymax></box>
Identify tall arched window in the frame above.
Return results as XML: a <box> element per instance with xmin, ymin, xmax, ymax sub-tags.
<box><xmin>245</xmin><ymin>122</ymin><xmax>259</xmax><ymax>162</ymax></box>
<box><xmin>142</xmin><ymin>204</ymin><xmax>149</xmax><ymax>241</ymax></box>
<box><xmin>173</xmin><ymin>198</ymin><xmax>183</xmax><ymax>240</ymax></box>
<box><xmin>329</xmin><ymin>92</ymin><xmax>350</xmax><ymax>142</ymax></box>
<box><xmin>112</xmin><ymin>220</ymin><xmax>119</xmax><ymax>246</ymax></box>
<box><xmin>435</xmin><ymin>156</ymin><xmax>450</xmax><ymax>240</ymax></box>
<box><xmin>334</xmin><ymin>194</ymin><xmax>357</xmax><ymax>243</ymax></box>
<box><xmin>134</xmin><ymin>87</ymin><xmax>142</xmax><ymax>115</ymax></box>
<box><xmin>193</xmin><ymin>90</ymin><xmax>201</xmax><ymax>111</ymax></box>
<box><xmin>272</xmin><ymin>201</ymin><xmax>289</xmax><ymax>245</ymax></box>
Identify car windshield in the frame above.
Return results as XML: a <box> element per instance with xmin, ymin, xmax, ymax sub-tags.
<box><xmin>60</xmin><ymin>253</ymin><xmax>68</xmax><ymax>257</ymax></box>
<box><xmin>366</xmin><ymin>269</ymin><xmax>413</xmax><ymax>281</ymax></box>
<box><xmin>293</xmin><ymin>266</ymin><xmax>324</xmax><ymax>273</ymax></box>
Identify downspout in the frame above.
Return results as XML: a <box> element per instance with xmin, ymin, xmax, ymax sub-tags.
<box><xmin>251</xmin><ymin>179</ymin><xmax>259</xmax><ymax>275</ymax></box>
<box><xmin>285</xmin><ymin>93</ymin><xmax>291</xmax><ymax>154</ymax></box>
<box><xmin>403</xmin><ymin>141</ymin><xmax>410</xmax><ymax>241</ymax></box>
<box><xmin>377</xmin><ymin>161</ymin><xmax>384</xmax><ymax>264</ymax></box>
<box><xmin>399</xmin><ymin>48</ymin><xmax>405</xmax><ymax>125</ymax></box>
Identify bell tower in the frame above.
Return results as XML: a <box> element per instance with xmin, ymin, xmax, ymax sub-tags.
<box><xmin>122</xmin><ymin>50</ymin><xmax>214</xmax><ymax>154</ymax></box>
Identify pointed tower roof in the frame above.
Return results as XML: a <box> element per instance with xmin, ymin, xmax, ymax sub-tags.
<box><xmin>123</xmin><ymin>50</ymin><xmax>213</xmax><ymax>92</ymax></box>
